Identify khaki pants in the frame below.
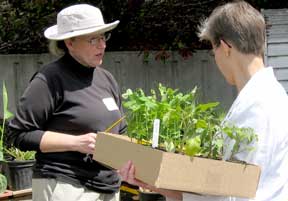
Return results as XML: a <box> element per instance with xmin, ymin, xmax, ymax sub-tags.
<box><xmin>32</xmin><ymin>178</ymin><xmax>120</xmax><ymax>201</ymax></box>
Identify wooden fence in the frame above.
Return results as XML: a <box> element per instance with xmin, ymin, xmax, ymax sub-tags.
<box><xmin>0</xmin><ymin>51</ymin><xmax>236</xmax><ymax>115</ymax></box>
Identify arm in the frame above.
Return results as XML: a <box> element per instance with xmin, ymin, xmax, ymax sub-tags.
<box><xmin>7</xmin><ymin>75</ymin><xmax>96</xmax><ymax>155</ymax></box>
<box><xmin>7</xmin><ymin>77</ymin><xmax>53</xmax><ymax>151</ymax></box>
<box><xmin>40</xmin><ymin>131</ymin><xmax>96</xmax><ymax>154</ymax></box>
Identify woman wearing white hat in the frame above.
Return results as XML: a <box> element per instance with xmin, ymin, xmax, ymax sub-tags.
<box><xmin>8</xmin><ymin>4</ymin><xmax>126</xmax><ymax>201</ymax></box>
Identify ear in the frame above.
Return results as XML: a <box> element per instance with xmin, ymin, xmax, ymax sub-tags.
<box><xmin>64</xmin><ymin>39</ymin><xmax>73</xmax><ymax>50</ymax></box>
<box><xmin>220</xmin><ymin>40</ymin><xmax>231</xmax><ymax>57</ymax></box>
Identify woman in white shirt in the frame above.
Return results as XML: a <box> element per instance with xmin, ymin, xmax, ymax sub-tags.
<box><xmin>119</xmin><ymin>1</ymin><xmax>288</xmax><ymax>200</ymax></box>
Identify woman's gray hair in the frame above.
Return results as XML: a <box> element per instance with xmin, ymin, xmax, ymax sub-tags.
<box><xmin>48</xmin><ymin>40</ymin><xmax>68</xmax><ymax>56</ymax></box>
<box><xmin>198</xmin><ymin>1</ymin><xmax>266</xmax><ymax>57</ymax></box>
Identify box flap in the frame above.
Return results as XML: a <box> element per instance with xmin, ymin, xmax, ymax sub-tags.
<box><xmin>93</xmin><ymin>133</ymin><xmax>163</xmax><ymax>185</ymax></box>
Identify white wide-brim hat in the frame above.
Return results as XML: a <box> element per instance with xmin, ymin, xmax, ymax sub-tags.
<box><xmin>44</xmin><ymin>4</ymin><xmax>119</xmax><ymax>40</ymax></box>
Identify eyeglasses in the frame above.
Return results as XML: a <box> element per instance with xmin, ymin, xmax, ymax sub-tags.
<box><xmin>87</xmin><ymin>33</ymin><xmax>111</xmax><ymax>46</ymax></box>
<box><xmin>210</xmin><ymin>39</ymin><xmax>232</xmax><ymax>53</ymax></box>
<box><xmin>221</xmin><ymin>39</ymin><xmax>232</xmax><ymax>48</ymax></box>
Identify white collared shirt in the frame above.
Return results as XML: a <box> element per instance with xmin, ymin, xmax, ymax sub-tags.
<box><xmin>179</xmin><ymin>67</ymin><xmax>288</xmax><ymax>201</ymax></box>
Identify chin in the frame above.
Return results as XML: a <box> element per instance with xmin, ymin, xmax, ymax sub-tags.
<box><xmin>227</xmin><ymin>79</ymin><xmax>236</xmax><ymax>86</ymax></box>
<box><xmin>91</xmin><ymin>61</ymin><xmax>102</xmax><ymax>67</ymax></box>
<box><xmin>97</xmin><ymin>60</ymin><xmax>103</xmax><ymax>66</ymax></box>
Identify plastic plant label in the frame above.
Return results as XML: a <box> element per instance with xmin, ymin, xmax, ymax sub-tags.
<box><xmin>152</xmin><ymin>119</ymin><xmax>160</xmax><ymax>148</ymax></box>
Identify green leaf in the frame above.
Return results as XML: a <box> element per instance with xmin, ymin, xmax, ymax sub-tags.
<box><xmin>184</xmin><ymin>136</ymin><xmax>201</xmax><ymax>156</ymax></box>
<box><xmin>195</xmin><ymin>119</ymin><xmax>207</xmax><ymax>129</ymax></box>
<box><xmin>4</xmin><ymin>111</ymin><xmax>13</xmax><ymax>120</ymax></box>
<box><xmin>197</xmin><ymin>102</ymin><xmax>219</xmax><ymax>112</ymax></box>
<box><xmin>0</xmin><ymin>173</ymin><xmax>7</xmax><ymax>194</ymax></box>
<box><xmin>3</xmin><ymin>82</ymin><xmax>13</xmax><ymax>120</ymax></box>
<box><xmin>164</xmin><ymin>141</ymin><xmax>175</xmax><ymax>153</ymax></box>
<box><xmin>122</xmin><ymin>89</ymin><xmax>133</xmax><ymax>99</ymax></box>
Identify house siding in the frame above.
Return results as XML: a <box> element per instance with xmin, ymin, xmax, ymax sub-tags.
<box><xmin>263</xmin><ymin>9</ymin><xmax>288</xmax><ymax>92</ymax></box>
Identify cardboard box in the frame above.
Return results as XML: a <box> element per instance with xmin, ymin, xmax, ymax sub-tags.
<box><xmin>93</xmin><ymin>133</ymin><xmax>261</xmax><ymax>198</ymax></box>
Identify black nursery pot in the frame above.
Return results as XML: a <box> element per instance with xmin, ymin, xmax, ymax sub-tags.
<box><xmin>139</xmin><ymin>192</ymin><xmax>166</xmax><ymax>201</ymax></box>
<box><xmin>5</xmin><ymin>160</ymin><xmax>35</xmax><ymax>191</ymax></box>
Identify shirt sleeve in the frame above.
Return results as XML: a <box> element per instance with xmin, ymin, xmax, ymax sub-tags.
<box><xmin>7</xmin><ymin>74</ymin><xmax>55</xmax><ymax>152</ymax></box>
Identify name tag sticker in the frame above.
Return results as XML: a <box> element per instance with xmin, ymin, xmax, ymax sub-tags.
<box><xmin>102</xmin><ymin>97</ymin><xmax>119</xmax><ymax>111</ymax></box>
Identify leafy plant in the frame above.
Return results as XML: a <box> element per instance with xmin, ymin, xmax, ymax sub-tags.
<box><xmin>4</xmin><ymin>147</ymin><xmax>35</xmax><ymax>161</ymax></box>
<box><xmin>0</xmin><ymin>173</ymin><xmax>7</xmax><ymax>194</ymax></box>
<box><xmin>0</xmin><ymin>82</ymin><xmax>36</xmax><ymax>162</ymax></box>
<box><xmin>0</xmin><ymin>82</ymin><xmax>13</xmax><ymax>161</ymax></box>
<box><xmin>222</xmin><ymin>125</ymin><xmax>258</xmax><ymax>160</ymax></box>
<box><xmin>0</xmin><ymin>82</ymin><xmax>13</xmax><ymax>193</ymax></box>
<box><xmin>122</xmin><ymin>83</ymin><xmax>258</xmax><ymax>160</ymax></box>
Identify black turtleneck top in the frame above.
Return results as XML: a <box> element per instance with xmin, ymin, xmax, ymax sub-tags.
<box><xmin>8</xmin><ymin>53</ymin><xmax>127</xmax><ymax>193</ymax></box>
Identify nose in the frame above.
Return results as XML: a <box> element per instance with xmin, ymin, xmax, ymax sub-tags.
<box><xmin>97</xmin><ymin>39</ymin><xmax>106</xmax><ymax>49</ymax></box>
